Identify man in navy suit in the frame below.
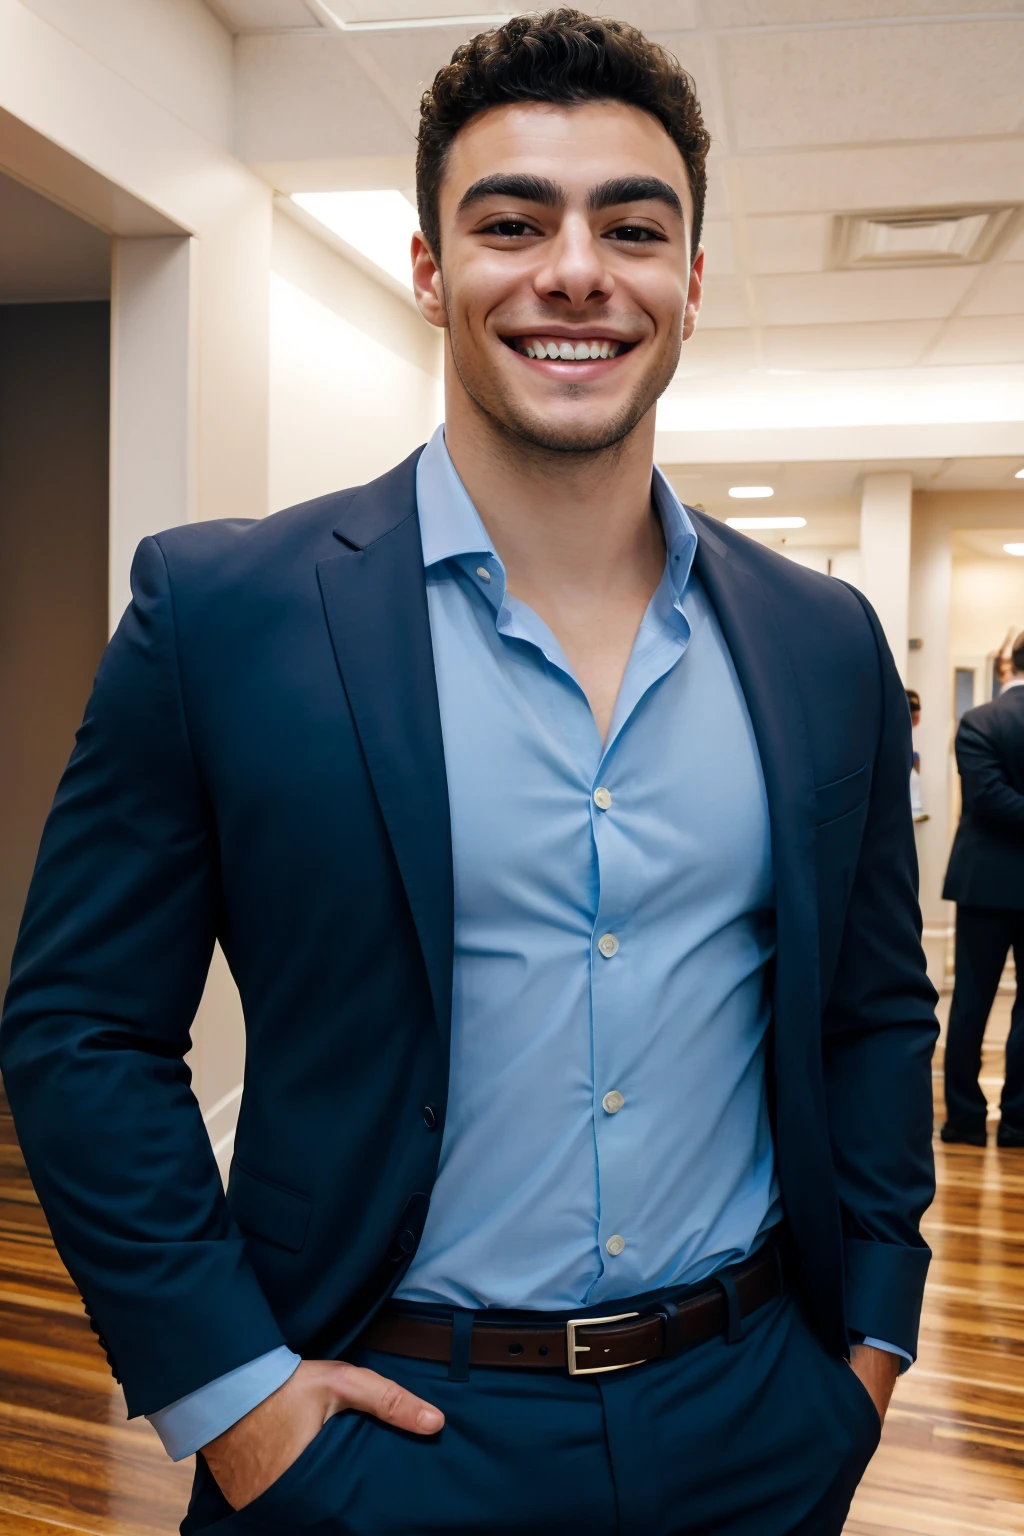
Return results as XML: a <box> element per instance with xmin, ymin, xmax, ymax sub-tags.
<box><xmin>942</xmin><ymin>634</ymin><xmax>1024</xmax><ymax>1148</ymax></box>
<box><xmin>1</xmin><ymin>11</ymin><xmax>937</xmax><ymax>1533</ymax></box>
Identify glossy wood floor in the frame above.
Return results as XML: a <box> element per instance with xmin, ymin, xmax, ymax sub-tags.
<box><xmin>846</xmin><ymin>994</ymin><xmax>1024</xmax><ymax>1536</ymax></box>
<box><xmin>0</xmin><ymin>999</ymin><xmax>1021</xmax><ymax>1534</ymax></box>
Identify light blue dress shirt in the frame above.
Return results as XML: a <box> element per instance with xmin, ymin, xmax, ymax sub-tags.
<box><xmin>149</xmin><ymin>428</ymin><xmax>902</xmax><ymax>1460</ymax></box>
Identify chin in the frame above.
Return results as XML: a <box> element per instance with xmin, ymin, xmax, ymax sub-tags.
<box><xmin>505</xmin><ymin>413</ymin><xmax>639</xmax><ymax>454</ymax></box>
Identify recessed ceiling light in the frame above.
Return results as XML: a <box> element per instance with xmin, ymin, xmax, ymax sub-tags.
<box><xmin>728</xmin><ymin>486</ymin><xmax>774</xmax><ymax>499</ymax></box>
<box><xmin>291</xmin><ymin>191</ymin><xmax>419</xmax><ymax>290</ymax></box>
<box><xmin>1003</xmin><ymin>543</ymin><xmax>1024</xmax><ymax>556</ymax></box>
<box><xmin>727</xmin><ymin>516</ymin><xmax>807</xmax><ymax>531</ymax></box>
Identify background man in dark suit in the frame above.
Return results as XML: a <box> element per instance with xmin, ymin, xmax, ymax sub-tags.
<box><xmin>1</xmin><ymin>11</ymin><xmax>938</xmax><ymax>1534</ymax></box>
<box><xmin>942</xmin><ymin>632</ymin><xmax>1024</xmax><ymax>1148</ymax></box>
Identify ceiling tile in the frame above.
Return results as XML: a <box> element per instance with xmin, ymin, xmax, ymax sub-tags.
<box><xmin>611</xmin><ymin>1</ymin><xmax>699</xmax><ymax>33</ymax></box>
<box><xmin>960</xmin><ymin>263</ymin><xmax>1024</xmax><ymax>318</ymax></box>
<box><xmin>925</xmin><ymin>315</ymin><xmax>1024</xmax><ymax>365</ymax></box>
<box><xmin>236</xmin><ymin>35</ymin><xmax>413</xmax><ymax>161</ymax></box>
<box><xmin>208</xmin><ymin>0</ymin><xmax>319</xmax><ymax>28</ymax></box>
<box><xmin>722</xmin><ymin>22</ymin><xmax>1024</xmax><ymax>151</ymax></box>
<box><xmin>734</xmin><ymin>140</ymin><xmax>1024</xmax><ymax>217</ymax></box>
<box><xmin>698</xmin><ymin>274</ymin><xmax>752</xmax><ymax>329</ymax></box>
<box><xmin>341</xmin><ymin>25</ymin><xmax>478</xmax><ymax>133</ymax></box>
<box><xmin>753</xmin><ymin>266</ymin><xmax>974</xmax><ymax>326</ymax></box>
<box><xmin>763</xmin><ymin>320</ymin><xmax>936</xmax><ymax>370</ymax></box>
<box><xmin>1004</xmin><ymin>223</ymin><xmax>1024</xmax><ymax>262</ymax></box>
<box><xmin>744</xmin><ymin>214</ymin><xmax>831</xmax><ymax>274</ymax></box>
<box><xmin>703</xmin><ymin>0</ymin><xmax>1022</xmax><ymax>23</ymax></box>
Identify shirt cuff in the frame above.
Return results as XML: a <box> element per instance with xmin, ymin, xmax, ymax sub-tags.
<box><xmin>856</xmin><ymin>1335</ymin><xmax>913</xmax><ymax>1374</ymax></box>
<box><xmin>146</xmin><ymin>1345</ymin><xmax>302</xmax><ymax>1461</ymax></box>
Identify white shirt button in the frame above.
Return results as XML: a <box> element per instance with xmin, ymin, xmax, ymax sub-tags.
<box><xmin>597</xmin><ymin>933</ymin><xmax>619</xmax><ymax>958</ymax></box>
<box><xmin>606</xmin><ymin>1234</ymin><xmax>626</xmax><ymax>1256</ymax></box>
<box><xmin>593</xmin><ymin>787</ymin><xmax>612</xmax><ymax>810</ymax></box>
<box><xmin>475</xmin><ymin>566</ymin><xmax>491</xmax><ymax>582</ymax></box>
<box><xmin>602</xmin><ymin>1090</ymin><xmax>625</xmax><ymax>1114</ymax></box>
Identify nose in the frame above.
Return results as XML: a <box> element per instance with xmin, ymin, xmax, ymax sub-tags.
<box><xmin>533</xmin><ymin>212</ymin><xmax>612</xmax><ymax>309</ymax></box>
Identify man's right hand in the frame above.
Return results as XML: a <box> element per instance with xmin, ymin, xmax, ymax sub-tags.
<box><xmin>201</xmin><ymin>1358</ymin><xmax>445</xmax><ymax>1510</ymax></box>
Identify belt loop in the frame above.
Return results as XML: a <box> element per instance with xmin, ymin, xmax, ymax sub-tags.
<box><xmin>716</xmin><ymin>1273</ymin><xmax>743</xmax><ymax>1345</ymax></box>
<box><xmin>448</xmin><ymin>1308</ymin><xmax>474</xmax><ymax>1382</ymax></box>
<box><xmin>772</xmin><ymin>1235</ymin><xmax>786</xmax><ymax>1297</ymax></box>
<box><xmin>655</xmin><ymin>1298</ymin><xmax>681</xmax><ymax>1357</ymax></box>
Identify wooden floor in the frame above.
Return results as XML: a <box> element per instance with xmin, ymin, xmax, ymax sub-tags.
<box><xmin>0</xmin><ymin>999</ymin><xmax>1021</xmax><ymax>1534</ymax></box>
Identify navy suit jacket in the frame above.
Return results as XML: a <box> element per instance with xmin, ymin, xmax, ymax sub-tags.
<box><xmin>0</xmin><ymin>450</ymin><xmax>938</xmax><ymax>1417</ymax></box>
<box><xmin>944</xmin><ymin>686</ymin><xmax>1024</xmax><ymax>909</ymax></box>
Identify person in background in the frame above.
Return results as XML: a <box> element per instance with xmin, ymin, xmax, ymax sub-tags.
<box><xmin>942</xmin><ymin>630</ymin><xmax>1024</xmax><ymax>1148</ymax></box>
<box><xmin>906</xmin><ymin>690</ymin><xmax>925</xmax><ymax>821</ymax></box>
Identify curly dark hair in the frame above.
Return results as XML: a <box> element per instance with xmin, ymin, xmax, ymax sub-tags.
<box><xmin>416</xmin><ymin>9</ymin><xmax>710</xmax><ymax>262</ymax></box>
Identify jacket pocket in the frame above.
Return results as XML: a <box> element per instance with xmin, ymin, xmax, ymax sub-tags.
<box><xmin>815</xmin><ymin>764</ymin><xmax>868</xmax><ymax>827</ymax></box>
<box><xmin>228</xmin><ymin>1160</ymin><xmax>313</xmax><ymax>1253</ymax></box>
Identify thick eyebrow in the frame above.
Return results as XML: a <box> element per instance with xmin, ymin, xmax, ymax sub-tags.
<box><xmin>457</xmin><ymin>174</ymin><xmax>566</xmax><ymax>214</ymax></box>
<box><xmin>587</xmin><ymin>176</ymin><xmax>683</xmax><ymax>219</ymax></box>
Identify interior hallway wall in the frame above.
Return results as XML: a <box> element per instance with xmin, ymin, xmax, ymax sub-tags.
<box><xmin>910</xmin><ymin>489</ymin><xmax>1024</xmax><ymax>986</ymax></box>
<box><xmin>0</xmin><ymin>301</ymin><xmax>109</xmax><ymax>987</ymax></box>
<box><xmin>269</xmin><ymin>211</ymin><xmax>441</xmax><ymax>512</ymax></box>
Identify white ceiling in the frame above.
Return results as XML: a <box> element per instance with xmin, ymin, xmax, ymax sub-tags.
<box><xmin>0</xmin><ymin>171</ymin><xmax>111</xmax><ymax>302</ymax></box>
<box><xmin>207</xmin><ymin>1</ymin><xmax>1024</xmax><ymax>489</ymax></box>
<box><xmin>953</xmin><ymin>527</ymin><xmax>1024</xmax><ymax>558</ymax></box>
<box><xmin>212</xmin><ymin>1</ymin><xmax>1024</xmax><ymax>375</ymax></box>
<box><xmin>665</xmin><ymin>455</ymin><xmax>1024</xmax><ymax>547</ymax></box>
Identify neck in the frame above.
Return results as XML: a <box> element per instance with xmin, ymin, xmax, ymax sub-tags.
<box><xmin>441</xmin><ymin>381</ymin><xmax>664</xmax><ymax>606</ymax></box>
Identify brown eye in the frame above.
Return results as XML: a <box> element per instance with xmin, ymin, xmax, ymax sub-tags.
<box><xmin>485</xmin><ymin>220</ymin><xmax>534</xmax><ymax>238</ymax></box>
<box><xmin>606</xmin><ymin>225</ymin><xmax>662</xmax><ymax>243</ymax></box>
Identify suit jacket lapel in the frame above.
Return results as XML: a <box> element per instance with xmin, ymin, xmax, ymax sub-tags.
<box><xmin>317</xmin><ymin>450</ymin><xmax>453</xmax><ymax>1047</ymax></box>
<box><xmin>693</xmin><ymin>514</ymin><xmax>845</xmax><ymax>1329</ymax></box>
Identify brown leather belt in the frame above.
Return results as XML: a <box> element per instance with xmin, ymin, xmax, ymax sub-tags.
<box><xmin>359</xmin><ymin>1242</ymin><xmax>783</xmax><ymax>1376</ymax></box>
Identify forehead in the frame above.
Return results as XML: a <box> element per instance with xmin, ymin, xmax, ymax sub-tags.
<box><xmin>441</xmin><ymin>99</ymin><xmax>692</xmax><ymax>212</ymax></box>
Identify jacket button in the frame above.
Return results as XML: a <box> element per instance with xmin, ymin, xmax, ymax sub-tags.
<box><xmin>423</xmin><ymin>1104</ymin><xmax>439</xmax><ymax>1130</ymax></box>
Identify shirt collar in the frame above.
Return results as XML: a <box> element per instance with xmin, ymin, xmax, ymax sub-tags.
<box><xmin>415</xmin><ymin>423</ymin><xmax>698</xmax><ymax>608</ymax></box>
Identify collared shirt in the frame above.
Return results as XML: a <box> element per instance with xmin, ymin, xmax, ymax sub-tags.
<box><xmin>149</xmin><ymin>429</ymin><xmax>904</xmax><ymax>1460</ymax></box>
<box><xmin>397</xmin><ymin>428</ymin><xmax>779</xmax><ymax>1307</ymax></box>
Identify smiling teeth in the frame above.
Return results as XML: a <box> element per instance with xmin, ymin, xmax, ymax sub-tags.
<box><xmin>522</xmin><ymin>338</ymin><xmax>620</xmax><ymax>360</ymax></box>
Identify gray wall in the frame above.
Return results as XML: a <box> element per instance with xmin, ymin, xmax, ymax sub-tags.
<box><xmin>0</xmin><ymin>301</ymin><xmax>109</xmax><ymax>987</ymax></box>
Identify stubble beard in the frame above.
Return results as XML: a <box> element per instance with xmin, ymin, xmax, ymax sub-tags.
<box><xmin>447</xmin><ymin>320</ymin><xmax>683</xmax><ymax>460</ymax></box>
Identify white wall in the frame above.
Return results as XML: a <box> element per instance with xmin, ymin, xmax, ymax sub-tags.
<box><xmin>269</xmin><ymin>209</ymin><xmax>441</xmax><ymax>511</ymax></box>
<box><xmin>951</xmin><ymin>555</ymin><xmax>1024</xmax><ymax>658</ymax></box>
<box><xmin>910</xmin><ymin>491</ymin><xmax>1024</xmax><ymax>988</ymax></box>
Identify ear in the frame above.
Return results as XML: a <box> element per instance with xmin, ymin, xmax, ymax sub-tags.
<box><xmin>412</xmin><ymin>232</ymin><xmax>448</xmax><ymax>329</ymax></box>
<box><xmin>682</xmin><ymin>246</ymin><xmax>704</xmax><ymax>342</ymax></box>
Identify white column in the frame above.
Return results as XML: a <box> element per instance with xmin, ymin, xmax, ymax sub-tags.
<box><xmin>109</xmin><ymin>235</ymin><xmax>196</xmax><ymax>633</ymax></box>
<box><xmin>860</xmin><ymin>472</ymin><xmax>913</xmax><ymax>682</ymax></box>
<box><xmin>908</xmin><ymin>506</ymin><xmax>954</xmax><ymax>989</ymax></box>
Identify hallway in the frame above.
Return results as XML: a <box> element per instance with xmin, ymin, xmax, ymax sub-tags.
<box><xmin>0</xmin><ymin>1000</ymin><xmax>1021</xmax><ymax>1535</ymax></box>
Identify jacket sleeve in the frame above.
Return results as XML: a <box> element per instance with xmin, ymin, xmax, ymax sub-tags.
<box><xmin>821</xmin><ymin>593</ymin><xmax>939</xmax><ymax>1360</ymax></box>
<box><xmin>955</xmin><ymin>712</ymin><xmax>1024</xmax><ymax>830</ymax></box>
<box><xmin>0</xmin><ymin>538</ymin><xmax>286</xmax><ymax>1418</ymax></box>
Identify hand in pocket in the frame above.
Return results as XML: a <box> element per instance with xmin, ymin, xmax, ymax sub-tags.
<box><xmin>202</xmin><ymin>1358</ymin><xmax>445</xmax><ymax>1510</ymax></box>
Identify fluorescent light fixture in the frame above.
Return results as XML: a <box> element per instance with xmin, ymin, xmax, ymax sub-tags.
<box><xmin>292</xmin><ymin>191</ymin><xmax>419</xmax><ymax>291</ymax></box>
<box><xmin>728</xmin><ymin>486</ymin><xmax>774</xmax><ymax>499</ymax></box>
<box><xmin>309</xmin><ymin>1</ymin><xmax>513</xmax><ymax>32</ymax></box>
<box><xmin>1003</xmin><ymin>543</ymin><xmax>1024</xmax><ymax>556</ymax></box>
<box><xmin>727</xmin><ymin>516</ymin><xmax>807</xmax><ymax>531</ymax></box>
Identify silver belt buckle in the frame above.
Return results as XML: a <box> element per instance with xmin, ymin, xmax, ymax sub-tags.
<box><xmin>566</xmin><ymin>1310</ymin><xmax>641</xmax><ymax>1376</ymax></box>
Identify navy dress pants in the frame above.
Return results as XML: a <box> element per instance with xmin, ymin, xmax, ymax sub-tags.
<box><xmin>182</xmin><ymin>1292</ymin><xmax>881</xmax><ymax>1536</ymax></box>
<box><xmin>945</xmin><ymin>904</ymin><xmax>1024</xmax><ymax>1134</ymax></box>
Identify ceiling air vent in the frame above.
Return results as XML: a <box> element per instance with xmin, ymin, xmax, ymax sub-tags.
<box><xmin>833</xmin><ymin>206</ymin><xmax>1019</xmax><ymax>269</ymax></box>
